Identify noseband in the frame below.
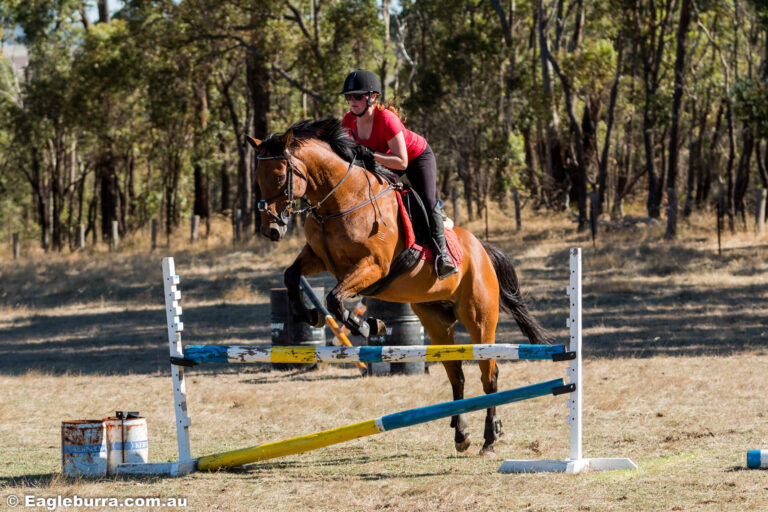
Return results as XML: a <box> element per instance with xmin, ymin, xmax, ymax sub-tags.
<box><xmin>256</xmin><ymin>149</ymin><xmax>308</xmax><ymax>226</ymax></box>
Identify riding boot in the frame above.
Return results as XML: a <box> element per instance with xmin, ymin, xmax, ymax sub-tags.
<box><xmin>429</xmin><ymin>202</ymin><xmax>458</xmax><ymax>279</ymax></box>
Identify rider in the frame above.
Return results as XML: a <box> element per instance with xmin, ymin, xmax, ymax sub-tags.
<box><xmin>340</xmin><ymin>69</ymin><xmax>458</xmax><ymax>280</ymax></box>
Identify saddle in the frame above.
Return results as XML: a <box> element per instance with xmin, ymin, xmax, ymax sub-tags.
<box><xmin>360</xmin><ymin>187</ymin><xmax>463</xmax><ymax>296</ymax></box>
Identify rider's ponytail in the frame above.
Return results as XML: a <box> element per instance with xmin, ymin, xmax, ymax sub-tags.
<box><xmin>376</xmin><ymin>100</ymin><xmax>406</xmax><ymax>123</ymax></box>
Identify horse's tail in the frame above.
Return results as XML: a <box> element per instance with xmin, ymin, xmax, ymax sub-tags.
<box><xmin>481</xmin><ymin>242</ymin><xmax>553</xmax><ymax>344</ymax></box>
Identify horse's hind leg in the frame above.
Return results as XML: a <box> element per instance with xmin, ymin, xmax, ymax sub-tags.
<box><xmin>455</xmin><ymin>277</ymin><xmax>503</xmax><ymax>456</ymax></box>
<box><xmin>410</xmin><ymin>302</ymin><xmax>471</xmax><ymax>453</ymax></box>
<box><xmin>477</xmin><ymin>359</ymin><xmax>502</xmax><ymax>456</ymax></box>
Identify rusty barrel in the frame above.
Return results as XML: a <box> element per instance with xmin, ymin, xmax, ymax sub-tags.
<box><xmin>61</xmin><ymin>420</ymin><xmax>107</xmax><ymax>477</ymax></box>
<box><xmin>270</xmin><ymin>287</ymin><xmax>326</xmax><ymax>369</ymax></box>
<box><xmin>366</xmin><ymin>299</ymin><xmax>425</xmax><ymax>375</ymax></box>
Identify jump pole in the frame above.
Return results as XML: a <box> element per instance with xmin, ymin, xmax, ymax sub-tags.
<box><xmin>747</xmin><ymin>450</ymin><xmax>768</xmax><ymax>469</ymax></box>
<box><xmin>180</xmin><ymin>343</ymin><xmax>571</xmax><ymax>365</ymax></box>
<box><xmin>196</xmin><ymin>378</ymin><xmax>571</xmax><ymax>471</ymax></box>
<box><xmin>498</xmin><ymin>248</ymin><xmax>637</xmax><ymax>474</ymax></box>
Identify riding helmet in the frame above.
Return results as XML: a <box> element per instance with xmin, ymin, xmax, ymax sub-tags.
<box><xmin>340</xmin><ymin>69</ymin><xmax>381</xmax><ymax>95</ymax></box>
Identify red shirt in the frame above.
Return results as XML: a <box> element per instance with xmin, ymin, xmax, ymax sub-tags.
<box><xmin>342</xmin><ymin>107</ymin><xmax>427</xmax><ymax>164</ymax></box>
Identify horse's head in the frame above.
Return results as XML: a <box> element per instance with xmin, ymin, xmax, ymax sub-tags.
<box><xmin>248</xmin><ymin>129</ymin><xmax>308</xmax><ymax>242</ymax></box>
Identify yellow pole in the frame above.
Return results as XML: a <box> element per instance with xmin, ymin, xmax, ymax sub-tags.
<box><xmin>196</xmin><ymin>420</ymin><xmax>379</xmax><ymax>471</ymax></box>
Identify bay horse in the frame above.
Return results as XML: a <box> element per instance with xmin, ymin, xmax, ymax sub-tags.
<box><xmin>248</xmin><ymin>118</ymin><xmax>551</xmax><ymax>455</ymax></box>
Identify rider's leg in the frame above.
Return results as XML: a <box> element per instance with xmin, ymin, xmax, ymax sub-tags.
<box><xmin>405</xmin><ymin>144</ymin><xmax>458</xmax><ymax>280</ymax></box>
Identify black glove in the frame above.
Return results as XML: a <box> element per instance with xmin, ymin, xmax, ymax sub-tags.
<box><xmin>355</xmin><ymin>144</ymin><xmax>375</xmax><ymax>161</ymax></box>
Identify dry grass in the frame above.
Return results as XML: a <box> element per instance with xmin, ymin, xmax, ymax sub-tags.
<box><xmin>2</xmin><ymin>205</ymin><xmax>768</xmax><ymax>510</ymax></box>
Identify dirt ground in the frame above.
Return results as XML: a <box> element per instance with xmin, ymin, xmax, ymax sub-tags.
<box><xmin>1</xmin><ymin>211</ymin><xmax>767</xmax><ymax>511</ymax></box>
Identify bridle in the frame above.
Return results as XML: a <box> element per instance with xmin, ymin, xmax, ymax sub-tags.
<box><xmin>256</xmin><ymin>148</ymin><xmax>362</xmax><ymax>226</ymax></box>
<box><xmin>256</xmin><ymin>149</ymin><xmax>309</xmax><ymax>226</ymax></box>
<box><xmin>257</xmin><ymin>145</ymin><xmax>394</xmax><ymax>276</ymax></box>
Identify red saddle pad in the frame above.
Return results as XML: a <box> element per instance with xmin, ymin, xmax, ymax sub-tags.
<box><xmin>394</xmin><ymin>190</ymin><xmax>464</xmax><ymax>267</ymax></box>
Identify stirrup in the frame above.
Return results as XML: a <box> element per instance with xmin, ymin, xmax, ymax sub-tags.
<box><xmin>435</xmin><ymin>254</ymin><xmax>458</xmax><ymax>280</ymax></box>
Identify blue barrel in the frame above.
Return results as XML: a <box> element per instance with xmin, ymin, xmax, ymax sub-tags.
<box><xmin>366</xmin><ymin>299</ymin><xmax>425</xmax><ymax>375</ymax></box>
<box><xmin>270</xmin><ymin>287</ymin><xmax>326</xmax><ymax>369</ymax></box>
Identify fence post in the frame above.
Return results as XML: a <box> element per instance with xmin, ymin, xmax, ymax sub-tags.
<box><xmin>513</xmin><ymin>189</ymin><xmax>521</xmax><ymax>232</ymax></box>
<box><xmin>151</xmin><ymin>219</ymin><xmax>158</xmax><ymax>251</ymax></box>
<box><xmin>190</xmin><ymin>215</ymin><xmax>200</xmax><ymax>243</ymax></box>
<box><xmin>77</xmin><ymin>225</ymin><xmax>85</xmax><ymax>250</ymax></box>
<box><xmin>111</xmin><ymin>220</ymin><xmax>119</xmax><ymax>251</ymax></box>
<box><xmin>234</xmin><ymin>209</ymin><xmax>242</xmax><ymax>243</ymax></box>
<box><xmin>12</xmin><ymin>233</ymin><xmax>19</xmax><ymax>260</ymax></box>
<box><xmin>755</xmin><ymin>189</ymin><xmax>766</xmax><ymax>237</ymax></box>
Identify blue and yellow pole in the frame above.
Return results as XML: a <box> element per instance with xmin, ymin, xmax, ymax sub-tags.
<box><xmin>196</xmin><ymin>378</ymin><xmax>568</xmax><ymax>471</ymax></box>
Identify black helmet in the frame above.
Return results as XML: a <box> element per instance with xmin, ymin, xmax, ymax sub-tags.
<box><xmin>340</xmin><ymin>69</ymin><xmax>381</xmax><ymax>95</ymax></box>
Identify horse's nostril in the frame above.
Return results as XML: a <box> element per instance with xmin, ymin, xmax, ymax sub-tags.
<box><xmin>269</xmin><ymin>228</ymin><xmax>281</xmax><ymax>241</ymax></box>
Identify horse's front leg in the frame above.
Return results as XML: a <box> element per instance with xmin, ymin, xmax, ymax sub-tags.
<box><xmin>325</xmin><ymin>259</ymin><xmax>385</xmax><ymax>337</ymax></box>
<box><xmin>284</xmin><ymin>244</ymin><xmax>327</xmax><ymax>327</ymax></box>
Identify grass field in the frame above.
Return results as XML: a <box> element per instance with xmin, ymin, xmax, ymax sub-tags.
<box><xmin>1</xmin><ymin>209</ymin><xmax>768</xmax><ymax>511</ymax></box>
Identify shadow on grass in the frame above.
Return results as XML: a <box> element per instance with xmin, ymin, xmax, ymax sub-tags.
<box><xmin>2</xmin><ymin>241</ymin><xmax>767</xmax><ymax>377</ymax></box>
<box><xmin>0</xmin><ymin>473</ymin><xmax>60</xmax><ymax>487</ymax></box>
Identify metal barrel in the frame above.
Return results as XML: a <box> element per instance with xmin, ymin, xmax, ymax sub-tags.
<box><xmin>104</xmin><ymin>416</ymin><xmax>149</xmax><ymax>475</ymax></box>
<box><xmin>270</xmin><ymin>287</ymin><xmax>326</xmax><ymax>369</ymax></box>
<box><xmin>61</xmin><ymin>420</ymin><xmax>107</xmax><ymax>477</ymax></box>
<box><xmin>366</xmin><ymin>299</ymin><xmax>425</xmax><ymax>375</ymax></box>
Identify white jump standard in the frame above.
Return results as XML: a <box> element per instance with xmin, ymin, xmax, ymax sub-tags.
<box><xmin>498</xmin><ymin>248</ymin><xmax>637</xmax><ymax>473</ymax></box>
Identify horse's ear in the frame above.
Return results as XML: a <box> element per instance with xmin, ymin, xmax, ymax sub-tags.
<box><xmin>246</xmin><ymin>136</ymin><xmax>262</xmax><ymax>149</ymax></box>
<box><xmin>280</xmin><ymin>129</ymin><xmax>293</xmax><ymax>150</ymax></box>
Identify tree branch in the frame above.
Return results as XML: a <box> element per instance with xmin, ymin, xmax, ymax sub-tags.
<box><xmin>284</xmin><ymin>1</ymin><xmax>324</xmax><ymax>61</ymax></box>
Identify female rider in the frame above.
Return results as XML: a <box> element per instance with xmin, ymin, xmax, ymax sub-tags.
<box><xmin>340</xmin><ymin>69</ymin><xmax>457</xmax><ymax>280</ymax></box>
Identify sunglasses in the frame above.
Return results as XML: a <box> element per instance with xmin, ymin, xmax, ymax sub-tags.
<box><xmin>345</xmin><ymin>94</ymin><xmax>368</xmax><ymax>101</ymax></box>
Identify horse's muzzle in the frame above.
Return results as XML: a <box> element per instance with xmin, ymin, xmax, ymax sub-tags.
<box><xmin>262</xmin><ymin>223</ymin><xmax>286</xmax><ymax>241</ymax></box>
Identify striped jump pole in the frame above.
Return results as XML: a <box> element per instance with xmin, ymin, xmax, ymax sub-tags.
<box><xmin>196</xmin><ymin>378</ymin><xmax>571</xmax><ymax>471</ymax></box>
<box><xmin>747</xmin><ymin>450</ymin><xmax>768</xmax><ymax>469</ymax></box>
<box><xmin>181</xmin><ymin>343</ymin><xmax>571</xmax><ymax>365</ymax></box>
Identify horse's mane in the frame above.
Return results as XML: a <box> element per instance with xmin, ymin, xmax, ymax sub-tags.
<box><xmin>262</xmin><ymin>118</ymin><xmax>400</xmax><ymax>184</ymax></box>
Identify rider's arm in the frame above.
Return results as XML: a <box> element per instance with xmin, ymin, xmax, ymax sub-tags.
<box><xmin>373</xmin><ymin>132</ymin><xmax>408</xmax><ymax>171</ymax></box>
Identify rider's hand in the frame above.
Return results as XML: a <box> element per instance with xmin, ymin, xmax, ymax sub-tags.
<box><xmin>355</xmin><ymin>144</ymin><xmax>375</xmax><ymax>162</ymax></box>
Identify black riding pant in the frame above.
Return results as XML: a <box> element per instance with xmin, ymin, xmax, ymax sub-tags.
<box><xmin>397</xmin><ymin>143</ymin><xmax>437</xmax><ymax>210</ymax></box>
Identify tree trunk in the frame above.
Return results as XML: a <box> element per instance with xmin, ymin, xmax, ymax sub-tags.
<box><xmin>665</xmin><ymin>0</ymin><xmax>691</xmax><ymax>239</ymax></box>
<box><xmin>598</xmin><ymin>38</ymin><xmax>623</xmax><ymax>214</ymax></box>
<box><xmin>734</xmin><ymin>129</ymin><xmax>754</xmax><ymax>226</ymax></box>
<box><xmin>246</xmin><ymin>24</ymin><xmax>270</xmax><ymax>236</ymax></box>
<box><xmin>98</xmin><ymin>152</ymin><xmax>119</xmax><ymax>242</ymax></box>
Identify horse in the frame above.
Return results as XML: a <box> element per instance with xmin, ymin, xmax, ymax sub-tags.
<box><xmin>247</xmin><ymin>118</ymin><xmax>551</xmax><ymax>455</ymax></box>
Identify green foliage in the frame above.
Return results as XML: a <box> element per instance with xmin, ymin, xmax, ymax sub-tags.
<box><xmin>561</xmin><ymin>37</ymin><xmax>617</xmax><ymax>98</ymax></box>
<box><xmin>0</xmin><ymin>0</ymin><xmax>767</xmax><ymax>246</ymax></box>
<box><xmin>733</xmin><ymin>77</ymin><xmax>768</xmax><ymax>137</ymax></box>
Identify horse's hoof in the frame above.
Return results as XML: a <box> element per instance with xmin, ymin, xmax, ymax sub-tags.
<box><xmin>479</xmin><ymin>446</ymin><xmax>496</xmax><ymax>457</ymax></box>
<box><xmin>367</xmin><ymin>318</ymin><xmax>387</xmax><ymax>336</ymax></box>
<box><xmin>455</xmin><ymin>437</ymin><xmax>471</xmax><ymax>452</ymax></box>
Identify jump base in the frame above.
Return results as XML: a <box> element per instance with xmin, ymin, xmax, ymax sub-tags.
<box><xmin>498</xmin><ymin>457</ymin><xmax>637</xmax><ymax>474</ymax></box>
<box><xmin>115</xmin><ymin>459</ymin><xmax>197</xmax><ymax>476</ymax></box>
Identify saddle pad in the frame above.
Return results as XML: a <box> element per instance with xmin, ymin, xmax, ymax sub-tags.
<box><xmin>394</xmin><ymin>190</ymin><xmax>464</xmax><ymax>267</ymax></box>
